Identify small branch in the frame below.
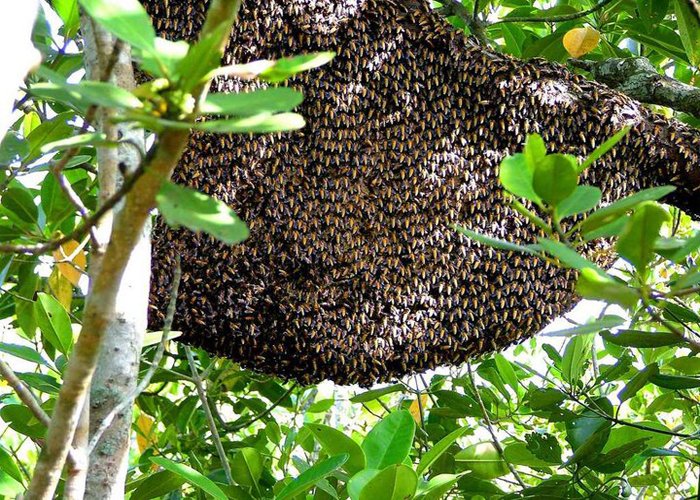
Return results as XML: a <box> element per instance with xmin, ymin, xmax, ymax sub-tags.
<box><xmin>0</xmin><ymin>160</ymin><xmax>147</xmax><ymax>256</ymax></box>
<box><xmin>570</xmin><ymin>57</ymin><xmax>700</xmax><ymax>118</ymax></box>
<box><xmin>437</xmin><ymin>1</ymin><xmax>488</xmax><ymax>45</ymax></box>
<box><xmin>184</xmin><ymin>346</ymin><xmax>233</xmax><ymax>485</ymax></box>
<box><xmin>225</xmin><ymin>383</ymin><xmax>297</xmax><ymax>432</ymax></box>
<box><xmin>86</xmin><ymin>256</ymin><xmax>181</xmax><ymax>455</ymax></box>
<box><xmin>466</xmin><ymin>362</ymin><xmax>526</xmax><ymax>488</ymax></box>
<box><xmin>494</xmin><ymin>0</ymin><xmax>614</xmax><ymax>24</ymax></box>
<box><xmin>0</xmin><ymin>360</ymin><xmax>50</xmax><ymax>427</ymax></box>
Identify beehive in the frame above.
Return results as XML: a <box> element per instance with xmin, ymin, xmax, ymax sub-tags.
<box><xmin>144</xmin><ymin>0</ymin><xmax>700</xmax><ymax>385</ymax></box>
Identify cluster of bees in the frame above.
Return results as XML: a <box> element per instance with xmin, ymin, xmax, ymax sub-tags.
<box><xmin>144</xmin><ymin>0</ymin><xmax>700</xmax><ymax>386</ymax></box>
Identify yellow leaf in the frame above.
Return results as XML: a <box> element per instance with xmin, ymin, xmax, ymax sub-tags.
<box><xmin>563</xmin><ymin>26</ymin><xmax>600</xmax><ymax>58</ymax></box>
<box><xmin>409</xmin><ymin>395</ymin><xmax>429</xmax><ymax>424</ymax></box>
<box><xmin>136</xmin><ymin>413</ymin><xmax>155</xmax><ymax>454</ymax></box>
<box><xmin>48</xmin><ymin>267</ymin><xmax>73</xmax><ymax>310</ymax></box>
<box><xmin>52</xmin><ymin>240</ymin><xmax>87</xmax><ymax>287</ymax></box>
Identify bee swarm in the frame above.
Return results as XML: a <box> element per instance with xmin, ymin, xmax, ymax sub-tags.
<box><xmin>145</xmin><ymin>0</ymin><xmax>700</xmax><ymax>386</ymax></box>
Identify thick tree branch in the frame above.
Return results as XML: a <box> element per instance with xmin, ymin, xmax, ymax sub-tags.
<box><xmin>571</xmin><ymin>57</ymin><xmax>700</xmax><ymax>119</ymax></box>
<box><xmin>24</xmin><ymin>1</ymin><xmax>242</xmax><ymax>497</ymax></box>
<box><xmin>494</xmin><ymin>0</ymin><xmax>614</xmax><ymax>24</ymax></box>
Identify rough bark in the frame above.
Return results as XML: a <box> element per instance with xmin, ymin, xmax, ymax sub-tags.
<box><xmin>573</xmin><ymin>57</ymin><xmax>700</xmax><ymax>118</ymax></box>
<box><xmin>146</xmin><ymin>0</ymin><xmax>700</xmax><ymax>386</ymax></box>
<box><xmin>79</xmin><ymin>16</ymin><xmax>149</xmax><ymax>499</ymax></box>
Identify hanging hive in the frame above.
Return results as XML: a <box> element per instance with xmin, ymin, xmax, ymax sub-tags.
<box><xmin>145</xmin><ymin>0</ymin><xmax>700</xmax><ymax>386</ymax></box>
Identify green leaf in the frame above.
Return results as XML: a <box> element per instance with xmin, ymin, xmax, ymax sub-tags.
<box><xmin>544</xmin><ymin>315</ymin><xmax>626</xmax><ymax>337</ymax></box>
<box><xmin>130</xmin><ymin>470</ymin><xmax>186</xmax><ymax>500</ymax></box>
<box><xmin>525</xmin><ymin>432</ymin><xmax>562</xmax><ymax>464</ymax></box>
<box><xmin>0</xmin><ymin>445</ymin><xmax>23</xmax><ymax>485</ymax></box>
<box><xmin>674</xmin><ymin>0</ymin><xmax>700</xmax><ymax>65</ymax></box>
<box><xmin>306</xmin><ymin>423</ymin><xmax>366</xmax><ymax>474</ymax></box>
<box><xmin>537</xmin><ymin>238</ymin><xmax>604</xmax><ymax>272</ymax></box>
<box><xmin>362</xmin><ymin>410</ymin><xmax>416</xmax><ymax>470</ymax></box>
<box><xmin>260</xmin><ymin>52</ymin><xmax>336</xmax><ymax>83</ymax></box>
<box><xmin>150</xmin><ymin>456</ymin><xmax>227</xmax><ymax>500</ymax></box>
<box><xmin>649</xmin><ymin>372</ymin><xmax>700</xmax><ymax>389</ymax></box>
<box><xmin>0</xmin><ymin>343</ymin><xmax>52</xmax><ymax>369</ymax></box>
<box><xmin>618</xmin><ymin>363</ymin><xmax>658</xmax><ymax>402</ymax></box>
<box><xmin>556</xmin><ymin>186</ymin><xmax>601</xmax><ymax>219</ymax></box>
<box><xmin>579</xmin><ymin>126</ymin><xmax>631</xmax><ymax>171</ymax></box>
<box><xmin>658</xmin><ymin>231</ymin><xmax>700</xmax><ymax>263</ymax></box>
<box><xmin>532</xmin><ymin>153</ymin><xmax>578</xmax><ymax>206</ymax></box>
<box><xmin>416</xmin><ymin>474</ymin><xmax>461</xmax><ymax>500</ymax></box>
<box><xmin>0</xmin><ymin>471</ymin><xmax>23</xmax><ymax>497</ymax></box>
<box><xmin>156</xmin><ymin>182</ymin><xmax>249</xmax><ymax>245</ymax></box>
<box><xmin>454</xmin><ymin>225</ymin><xmax>538</xmax><ymax>255</ymax></box>
<box><xmin>498</xmin><ymin>153</ymin><xmax>541</xmax><ymax>204</ymax></box>
<box><xmin>356</xmin><ymin>464</ymin><xmax>418</xmax><ymax>500</ymax></box>
<box><xmin>504</xmin><ymin>442</ymin><xmax>558</xmax><ymax>467</ymax></box>
<box><xmin>26</xmin><ymin>112</ymin><xmax>75</xmax><ymax>162</ymax></box>
<box><xmin>52</xmin><ymin>0</ymin><xmax>80</xmax><ymax>38</ymax></box>
<box><xmin>493</xmin><ymin>354</ymin><xmax>519</xmax><ymax>394</ymax></box>
<box><xmin>668</xmin><ymin>356</ymin><xmax>700</xmax><ymax>375</ymax></box>
<box><xmin>616</xmin><ymin>202</ymin><xmax>670</xmax><ymax>273</ymax></box>
<box><xmin>455</xmin><ymin>442</ymin><xmax>509</xmax><ymax>479</ymax></box>
<box><xmin>416</xmin><ymin>426</ymin><xmax>469</xmax><ymax>475</ymax></box>
<box><xmin>175</xmin><ymin>25</ymin><xmax>227</xmax><ymax>90</ymax></box>
<box><xmin>561</xmin><ymin>334</ymin><xmax>594</xmax><ymax>383</ymax></box>
<box><xmin>34</xmin><ymin>293</ymin><xmax>73</xmax><ymax>354</ymax></box>
<box><xmin>195</xmin><ymin>113</ymin><xmax>306</xmax><ymax>133</ymax></box>
<box><xmin>201</xmin><ymin>88</ymin><xmax>304</xmax><ymax>116</ymax></box>
<box><xmin>524</xmin><ymin>134</ymin><xmax>547</xmax><ymax>169</ymax></box>
<box><xmin>576</xmin><ymin>268</ymin><xmax>639</xmax><ymax>310</ymax></box>
<box><xmin>602</xmin><ymin>330</ymin><xmax>681</xmax><ymax>348</ymax></box>
<box><xmin>277</xmin><ymin>454</ymin><xmax>348</xmax><ymax>500</ymax></box>
<box><xmin>141</xmin><ymin>38</ymin><xmax>190</xmax><ymax>79</ymax></box>
<box><xmin>565</xmin><ymin>398</ymin><xmax>613</xmax><ymax>464</ymax></box>
<box><xmin>0</xmin><ymin>132</ymin><xmax>29</xmax><ymax>164</ymax></box>
<box><xmin>350</xmin><ymin>384</ymin><xmax>404</xmax><ymax>403</ymax></box>
<box><xmin>41</xmin><ymin>174</ymin><xmax>75</xmax><ymax>227</ymax></box>
<box><xmin>527</xmin><ymin>387</ymin><xmax>567</xmax><ymax>410</ymax></box>
<box><xmin>348</xmin><ymin>470</ymin><xmax>381</xmax><ymax>500</ymax></box>
<box><xmin>580</xmin><ymin>186</ymin><xmax>675</xmax><ymax>235</ymax></box>
<box><xmin>2</xmin><ymin>187</ymin><xmax>38</xmax><ymax>224</ymax></box>
<box><xmin>31</xmin><ymin>81</ymin><xmax>142</xmax><ymax>111</ymax></box>
<box><xmin>78</xmin><ymin>0</ymin><xmax>156</xmax><ymax>53</ymax></box>
<box><xmin>230</xmin><ymin>448</ymin><xmax>263</xmax><ymax>488</ymax></box>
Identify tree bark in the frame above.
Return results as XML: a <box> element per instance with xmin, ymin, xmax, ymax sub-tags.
<box><xmin>80</xmin><ymin>17</ymin><xmax>149</xmax><ymax>499</ymax></box>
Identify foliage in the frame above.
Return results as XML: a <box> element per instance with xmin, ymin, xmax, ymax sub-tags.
<box><xmin>0</xmin><ymin>0</ymin><xmax>698</xmax><ymax>498</ymax></box>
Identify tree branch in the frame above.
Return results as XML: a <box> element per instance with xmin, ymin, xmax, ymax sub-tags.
<box><xmin>494</xmin><ymin>0</ymin><xmax>614</xmax><ymax>24</ymax></box>
<box><xmin>570</xmin><ymin>57</ymin><xmax>700</xmax><ymax>118</ymax></box>
<box><xmin>184</xmin><ymin>346</ymin><xmax>233</xmax><ymax>485</ymax></box>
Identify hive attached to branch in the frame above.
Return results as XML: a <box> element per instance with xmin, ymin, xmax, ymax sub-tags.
<box><xmin>145</xmin><ymin>0</ymin><xmax>700</xmax><ymax>385</ymax></box>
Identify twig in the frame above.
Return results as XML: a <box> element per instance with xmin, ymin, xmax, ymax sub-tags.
<box><xmin>0</xmin><ymin>159</ymin><xmax>148</xmax><ymax>256</ymax></box>
<box><xmin>0</xmin><ymin>360</ymin><xmax>50</xmax><ymax>427</ymax></box>
<box><xmin>437</xmin><ymin>0</ymin><xmax>488</xmax><ymax>45</ymax></box>
<box><xmin>184</xmin><ymin>346</ymin><xmax>233</xmax><ymax>485</ymax></box>
<box><xmin>225</xmin><ymin>383</ymin><xmax>297</xmax><ymax>432</ymax></box>
<box><xmin>86</xmin><ymin>256</ymin><xmax>182</xmax><ymax>455</ymax></box>
<box><xmin>494</xmin><ymin>0</ymin><xmax>614</xmax><ymax>24</ymax></box>
<box><xmin>466</xmin><ymin>362</ymin><xmax>526</xmax><ymax>488</ymax></box>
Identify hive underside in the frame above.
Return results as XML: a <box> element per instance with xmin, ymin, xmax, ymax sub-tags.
<box><xmin>145</xmin><ymin>0</ymin><xmax>700</xmax><ymax>386</ymax></box>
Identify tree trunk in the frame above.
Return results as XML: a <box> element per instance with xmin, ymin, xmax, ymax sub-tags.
<box><xmin>145</xmin><ymin>0</ymin><xmax>700</xmax><ymax>386</ymax></box>
<box><xmin>81</xmin><ymin>17</ymin><xmax>148</xmax><ymax>500</ymax></box>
